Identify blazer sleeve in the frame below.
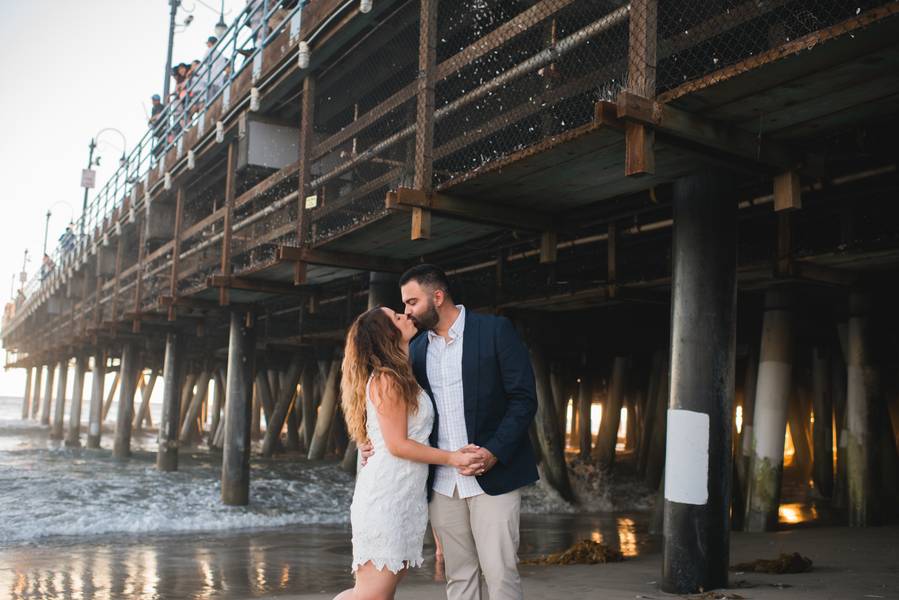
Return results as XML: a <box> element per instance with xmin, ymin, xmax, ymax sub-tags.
<box><xmin>481</xmin><ymin>316</ymin><xmax>538</xmax><ymax>464</ymax></box>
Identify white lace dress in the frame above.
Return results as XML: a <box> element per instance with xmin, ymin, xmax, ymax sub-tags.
<box><xmin>350</xmin><ymin>376</ymin><xmax>435</xmax><ymax>574</ymax></box>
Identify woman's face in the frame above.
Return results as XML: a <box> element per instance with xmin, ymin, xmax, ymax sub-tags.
<box><xmin>380</xmin><ymin>307</ymin><xmax>417</xmax><ymax>343</ymax></box>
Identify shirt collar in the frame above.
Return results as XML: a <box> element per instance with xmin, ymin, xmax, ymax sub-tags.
<box><xmin>428</xmin><ymin>305</ymin><xmax>465</xmax><ymax>342</ymax></box>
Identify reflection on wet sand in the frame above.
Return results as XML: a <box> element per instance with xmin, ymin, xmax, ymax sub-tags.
<box><xmin>1</xmin><ymin>513</ymin><xmax>657</xmax><ymax>599</ymax></box>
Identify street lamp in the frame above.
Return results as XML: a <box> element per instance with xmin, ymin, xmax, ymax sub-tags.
<box><xmin>215</xmin><ymin>0</ymin><xmax>228</xmax><ymax>38</ymax></box>
<box><xmin>163</xmin><ymin>0</ymin><xmax>182</xmax><ymax>103</ymax></box>
<box><xmin>81</xmin><ymin>128</ymin><xmax>128</xmax><ymax>240</ymax></box>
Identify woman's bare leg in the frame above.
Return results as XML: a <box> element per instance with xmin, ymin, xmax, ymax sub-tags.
<box><xmin>333</xmin><ymin>561</ymin><xmax>406</xmax><ymax>600</ymax></box>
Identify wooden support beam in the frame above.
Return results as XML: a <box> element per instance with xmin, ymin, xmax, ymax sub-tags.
<box><xmin>295</xmin><ymin>75</ymin><xmax>316</xmax><ymax>285</ymax></box>
<box><xmin>277</xmin><ymin>246</ymin><xmax>406</xmax><ymax>274</ymax></box>
<box><xmin>616</xmin><ymin>91</ymin><xmax>800</xmax><ymax>170</ymax></box>
<box><xmin>388</xmin><ymin>187</ymin><xmax>553</xmax><ymax>232</ymax></box>
<box><xmin>168</xmin><ymin>187</ymin><xmax>184</xmax><ymax>321</ymax></box>
<box><xmin>220</xmin><ymin>142</ymin><xmax>237</xmax><ymax>306</ymax></box>
<box><xmin>207</xmin><ymin>275</ymin><xmax>309</xmax><ymax>296</ymax></box>
<box><xmin>624</xmin><ymin>0</ymin><xmax>657</xmax><ymax>176</ymax></box>
<box><xmin>540</xmin><ymin>231</ymin><xmax>558</xmax><ymax>265</ymax></box>
<box><xmin>411</xmin><ymin>0</ymin><xmax>438</xmax><ymax>241</ymax></box>
<box><xmin>774</xmin><ymin>170</ymin><xmax>802</xmax><ymax>212</ymax></box>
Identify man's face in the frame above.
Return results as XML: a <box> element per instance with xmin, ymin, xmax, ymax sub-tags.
<box><xmin>401</xmin><ymin>280</ymin><xmax>441</xmax><ymax>331</ymax></box>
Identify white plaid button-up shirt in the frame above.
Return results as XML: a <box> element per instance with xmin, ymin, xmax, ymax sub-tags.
<box><xmin>427</xmin><ymin>305</ymin><xmax>485</xmax><ymax>499</ymax></box>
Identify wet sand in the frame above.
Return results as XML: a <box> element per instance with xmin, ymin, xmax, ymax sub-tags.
<box><xmin>0</xmin><ymin>513</ymin><xmax>653</xmax><ymax>599</ymax></box>
<box><xmin>286</xmin><ymin>525</ymin><xmax>899</xmax><ymax>600</ymax></box>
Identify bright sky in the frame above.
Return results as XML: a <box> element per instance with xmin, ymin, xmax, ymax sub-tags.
<box><xmin>0</xmin><ymin>0</ymin><xmax>246</xmax><ymax>397</ymax></box>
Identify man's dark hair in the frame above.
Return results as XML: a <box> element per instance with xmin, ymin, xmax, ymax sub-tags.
<box><xmin>399</xmin><ymin>263</ymin><xmax>452</xmax><ymax>299</ymax></box>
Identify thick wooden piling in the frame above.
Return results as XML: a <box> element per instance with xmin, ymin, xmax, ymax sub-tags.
<box><xmin>528</xmin><ymin>333</ymin><xmax>575</xmax><ymax>501</ymax></box>
<box><xmin>64</xmin><ymin>355</ymin><xmax>87</xmax><ymax>447</ymax></box>
<box><xmin>846</xmin><ymin>291</ymin><xmax>883</xmax><ymax>526</ymax></box>
<box><xmin>179</xmin><ymin>370</ymin><xmax>211</xmax><ymax>445</ymax></box>
<box><xmin>577</xmin><ymin>368</ymin><xmax>592</xmax><ymax>459</ymax></box>
<box><xmin>596</xmin><ymin>356</ymin><xmax>628</xmax><ymax>472</ymax></box>
<box><xmin>222</xmin><ymin>311</ymin><xmax>256</xmax><ymax>506</ymax></box>
<box><xmin>662</xmin><ymin>170</ymin><xmax>737</xmax><ymax>594</ymax></box>
<box><xmin>50</xmin><ymin>358</ymin><xmax>68</xmax><ymax>440</ymax></box>
<box><xmin>31</xmin><ymin>365</ymin><xmax>43</xmax><ymax>420</ymax></box>
<box><xmin>113</xmin><ymin>342</ymin><xmax>139</xmax><ymax>459</ymax></box>
<box><xmin>745</xmin><ymin>288</ymin><xmax>794</xmax><ymax>532</ymax></box>
<box><xmin>262</xmin><ymin>358</ymin><xmax>303</xmax><ymax>457</ymax></box>
<box><xmin>40</xmin><ymin>362</ymin><xmax>55</xmax><ymax>426</ymax></box>
<box><xmin>307</xmin><ymin>357</ymin><xmax>339</xmax><ymax>461</ymax></box>
<box><xmin>157</xmin><ymin>333</ymin><xmax>183</xmax><ymax>471</ymax></box>
<box><xmin>21</xmin><ymin>366</ymin><xmax>33</xmax><ymax>420</ymax></box>
<box><xmin>86</xmin><ymin>351</ymin><xmax>105</xmax><ymax>448</ymax></box>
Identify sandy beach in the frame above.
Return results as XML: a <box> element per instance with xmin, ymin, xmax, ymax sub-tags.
<box><xmin>283</xmin><ymin>525</ymin><xmax>899</xmax><ymax>600</ymax></box>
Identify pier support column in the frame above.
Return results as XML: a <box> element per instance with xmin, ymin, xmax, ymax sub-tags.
<box><xmin>41</xmin><ymin>362</ymin><xmax>55</xmax><ymax>426</ymax></box>
<box><xmin>31</xmin><ymin>365</ymin><xmax>43</xmax><ymax>419</ymax></box>
<box><xmin>87</xmin><ymin>351</ymin><xmax>106</xmax><ymax>448</ymax></box>
<box><xmin>113</xmin><ymin>342</ymin><xmax>139</xmax><ymax>459</ymax></box>
<box><xmin>662</xmin><ymin>170</ymin><xmax>737</xmax><ymax>595</ymax></box>
<box><xmin>222</xmin><ymin>311</ymin><xmax>257</xmax><ymax>505</ymax></box>
<box><xmin>21</xmin><ymin>367</ymin><xmax>34</xmax><ymax>420</ymax></box>
<box><xmin>577</xmin><ymin>367</ymin><xmax>592</xmax><ymax>459</ymax></box>
<box><xmin>846</xmin><ymin>291</ymin><xmax>882</xmax><ymax>526</ymax></box>
<box><xmin>811</xmin><ymin>346</ymin><xmax>834</xmax><ymax>498</ymax></box>
<box><xmin>65</xmin><ymin>355</ymin><xmax>87</xmax><ymax>447</ymax></box>
<box><xmin>50</xmin><ymin>358</ymin><xmax>69</xmax><ymax>440</ymax></box>
<box><xmin>157</xmin><ymin>333</ymin><xmax>184</xmax><ymax>471</ymax></box>
<box><xmin>307</xmin><ymin>356</ymin><xmax>340</xmax><ymax>461</ymax></box>
<box><xmin>745</xmin><ymin>288</ymin><xmax>794</xmax><ymax>532</ymax></box>
<box><xmin>597</xmin><ymin>356</ymin><xmax>628</xmax><ymax>472</ymax></box>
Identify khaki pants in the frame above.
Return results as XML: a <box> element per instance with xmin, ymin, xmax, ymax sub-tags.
<box><xmin>429</xmin><ymin>488</ymin><xmax>523</xmax><ymax>600</ymax></box>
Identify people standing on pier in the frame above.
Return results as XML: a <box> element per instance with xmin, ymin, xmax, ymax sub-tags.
<box><xmin>348</xmin><ymin>264</ymin><xmax>539</xmax><ymax>600</ymax></box>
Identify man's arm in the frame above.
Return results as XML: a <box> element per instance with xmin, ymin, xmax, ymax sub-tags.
<box><xmin>479</xmin><ymin>316</ymin><xmax>537</xmax><ymax>466</ymax></box>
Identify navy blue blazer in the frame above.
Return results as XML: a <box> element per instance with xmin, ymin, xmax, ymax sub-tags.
<box><xmin>410</xmin><ymin>309</ymin><xmax>539</xmax><ymax>499</ymax></box>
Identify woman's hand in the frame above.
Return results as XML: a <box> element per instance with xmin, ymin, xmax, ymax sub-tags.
<box><xmin>448</xmin><ymin>444</ymin><xmax>484</xmax><ymax>470</ymax></box>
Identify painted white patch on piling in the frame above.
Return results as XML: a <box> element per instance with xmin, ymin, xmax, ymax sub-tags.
<box><xmin>752</xmin><ymin>361</ymin><xmax>791</xmax><ymax>461</ymax></box>
<box><xmin>664</xmin><ymin>408</ymin><xmax>709</xmax><ymax>505</ymax></box>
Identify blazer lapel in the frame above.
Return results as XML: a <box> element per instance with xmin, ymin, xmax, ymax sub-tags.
<box><xmin>461</xmin><ymin>310</ymin><xmax>479</xmax><ymax>442</ymax></box>
<box><xmin>412</xmin><ymin>333</ymin><xmax>433</xmax><ymax>401</ymax></box>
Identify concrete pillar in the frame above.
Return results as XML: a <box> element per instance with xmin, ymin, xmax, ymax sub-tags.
<box><xmin>301</xmin><ymin>362</ymin><xmax>315</xmax><ymax>447</ymax></box>
<box><xmin>50</xmin><ymin>358</ymin><xmax>69</xmax><ymax>440</ymax></box>
<box><xmin>113</xmin><ymin>343</ymin><xmax>139</xmax><ymax>459</ymax></box>
<box><xmin>87</xmin><ymin>351</ymin><xmax>106</xmax><ymax>448</ymax></box>
<box><xmin>307</xmin><ymin>357</ymin><xmax>340</xmax><ymax>461</ymax></box>
<box><xmin>41</xmin><ymin>362</ymin><xmax>56</xmax><ymax>426</ymax></box>
<box><xmin>597</xmin><ymin>356</ymin><xmax>628</xmax><ymax>472</ymax></box>
<box><xmin>21</xmin><ymin>367</ymin><xmax>34</xmax><ymax>420</ymax></box>
<box><xmin>179</xmin><ymin>370</ymin><xmax>211</xmax><ymax>445</ymax></box>
<box><xmin>662</xmin><ymin>171</ymin><xmax>737</xmax><ymax>594</ymax></box>
<box><xmin>744</xmin><ymin>288</ymin><xmax>794</xmax><ymax>532</ymax></box>
<box><xmin>222</xmin><ymin>311</ymin><xmax>257</xmax><ymax>505</ymax></box>
<box><xmin>157</xmin><ymin>333</ymin><xmax>184</xmax><ymax>471</ymax></box>
<box><xmin>577</xmin><ymin>369</ymin><xmax>592</xmax><ymax>459</ymax></box>
<box><xmin>846</xmin><ymin>291</ymin><xmax>882</xmax><ymax>526</ymax></box>
<box><xmin>31</xmin><ymin>365</ymin><xmax>43</xmax><ymax>419</ymax></box>
<box><xmin>65</xmin><ymin>355</ymin><xmax>87</xmax><ymax>447</ymax></box>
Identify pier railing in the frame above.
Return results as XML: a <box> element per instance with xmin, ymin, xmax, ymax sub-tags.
<box><xmin>6</xmin><ymin>0</ymin><xmax>896</xmax><ymax>347</ymax></box>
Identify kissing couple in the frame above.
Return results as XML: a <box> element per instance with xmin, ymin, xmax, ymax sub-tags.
<box><xmin>333</xmin><ymin>264</ymin><xmax>539</xmax><ymax>600</ymax></box>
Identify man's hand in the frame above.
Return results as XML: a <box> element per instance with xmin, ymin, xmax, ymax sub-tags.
<box><xmin>457</xmin><ymin>446</ymin><xmax>497</xmax><ymax>477</ymax></box>
<box><xmin>359</xmin><ymin>440</ymin><xmax>375</xmax><ymax>467</ymax></box>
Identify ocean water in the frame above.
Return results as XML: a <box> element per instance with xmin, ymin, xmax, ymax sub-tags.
<box><xmin>0</xmin><ymin>395</ymin><xmax>657</xmax><ymax>598</ymax></box>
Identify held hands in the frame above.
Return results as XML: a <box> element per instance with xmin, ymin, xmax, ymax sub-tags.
<box><xmin>459</xmin><ymin>444</ymin><xmax>496</xmax><ymax>477</ymax></box>
<box><xmin>454</xmin><ymin>444</ymin><xmax>498</xmax><ymax>477</ymax></box>
<box><xmin>449</xmin><ymin>444</ymin><xmax>485</xmax><ymax>471</ymax></box>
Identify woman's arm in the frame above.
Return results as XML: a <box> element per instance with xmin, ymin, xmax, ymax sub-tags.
<box><xmin>371</xmin><ymin>375</ymin><xmax>483</xmax><ymax>470</ymax></box>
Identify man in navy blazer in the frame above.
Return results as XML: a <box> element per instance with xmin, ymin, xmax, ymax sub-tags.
<box><xmin>401</xmin><ymin>264</ymin><xmax>538</xmax><ymax>600</ymax></box>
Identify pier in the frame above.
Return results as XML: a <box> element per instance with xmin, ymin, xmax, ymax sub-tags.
<box><xmin>4</xmin><ymin>0</ymin><xmax>899</xmax><ymax>595</ymax></box>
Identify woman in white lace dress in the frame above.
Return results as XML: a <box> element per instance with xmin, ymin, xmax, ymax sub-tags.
<box><xmin>334</xmin><ymin>306</ymin><xmax>483</xmax><ymax>600</ymax></box>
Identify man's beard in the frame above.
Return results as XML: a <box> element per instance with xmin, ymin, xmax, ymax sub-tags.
<box><xmin>412</xmin><ymin>298</ymin><xmax>440</xmax><ymax>331</ymax></box>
